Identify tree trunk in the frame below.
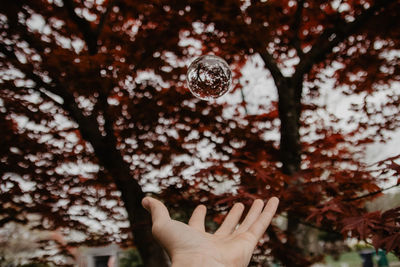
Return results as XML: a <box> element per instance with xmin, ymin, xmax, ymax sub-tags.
<box><xmin>96</xmin><ymin>145</ymin><xmax>170</xmax><ymax>267</ymax></box>
<box><xmin>277</xmin><ymin>77</ymin><xmax>302</xmax><ymax>175</ymax></box>
<box><xmin>277</xmin><ymin>79</ymin><xmax>301</xmax><ymax>238</ymax></box>
<box><xmin>276</xmin><ymin>77</ymin><xmax>309</xmax><ymax>266</ymax></box>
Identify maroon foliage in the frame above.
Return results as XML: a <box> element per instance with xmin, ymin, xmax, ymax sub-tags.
<box><xmin>1</xmin><ymin>0</ymin><xmax>400</xmax><ymax>266</ymax></box>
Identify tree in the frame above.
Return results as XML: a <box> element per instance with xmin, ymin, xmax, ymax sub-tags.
<box><xmin>177</xmin><ymin>0</ymin><xmax>400</xmax><ymax>264</ymax></box>
<box><xmin>173</xmin><ymin>0</ymin><xmax>400</xmax><ymax>264</ymax></box>
<box><xmin>1</xmin><ymin>0</ymin><xmax>400</xmax><ymax>266</ymax></box>
<box><xmin>1</xmin><ymin>1</ymin><xmax>243</xmax><ymax>265</ymax></box>
<box><xmin>0</xmin><ymin>0</ymin><xmax>192</xmax><ymax>265</ymax></box>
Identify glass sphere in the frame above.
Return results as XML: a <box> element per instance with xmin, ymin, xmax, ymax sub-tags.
<box><xmin>186</xmin><ymin>55</ymin><xmax>232</xmax><ymax>101</ymax></box>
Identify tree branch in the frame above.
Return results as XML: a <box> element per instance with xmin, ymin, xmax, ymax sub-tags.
<box><xmin>293</xmin><ymin>0</ymin><xmax>393</xmax><ymax>84</ymax></box>
<box><xmin>97</xmin><ymin>88</ymin><xmax>119</xmax><ymax>148</ymax></box>
<box><xmin>2</xmin><ymin>10</ymin><xmax>116</xmax><ymax>149</ymax></box>
<box><xmin>240</xmin><ymin>88</ymin><xmax>248</xmax><ymax>115</ymax></box>
<box><xmin>63</xmin><ymin>0</ymin><xmax>117</xmax><ymax>54</ymax></box>
<box><xmin>292</xmin><ymin>0</ymin><xmax>305</xmax><ymax>59</ymax></box>
<box><xmin>63</xmin><ymin>0</ymin><xmax>98</xmax><ymax>54</ymax></box>
<box><xmin>0</xmin><ymin>217</ymin><xmax>27</xmax><ymax>227</ymax></box>
<box><xmin>0</xmin><ymin>43</ymin><xmax>104</xmax><ymax>149</ymax></box>
<box><xmin>280</xmin><ymin>212</ymin><xmax>342</xmax><ymax>236</ymax></box>
<box><xmin>95</xmin><ymin>0</ymin><xmax>119</xmax><ymax>37</ymax></box>
<box><xmin>236</xmin><ymin>14</ymin><xmax>286</xmax><ymax>86</ymax></box>
<box><xmin>257</xmin><ymin>49</ymin><xmax>287</xmax><ymax>87</ymax></box>
<box><xmin>344</xmin><ymin>183</ymin><xmax>400</xmax><ymax>202</ymax></box>
<box><xmin>0</xmin><ymin>80</ymin><xmax>65</xmax><ymax>110</ymax></box>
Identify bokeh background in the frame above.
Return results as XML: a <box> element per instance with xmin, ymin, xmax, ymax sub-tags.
<box><xmin>1</xmin><ymin>0</ymin><xmax>400</xmax><ymax>266</ymax></box>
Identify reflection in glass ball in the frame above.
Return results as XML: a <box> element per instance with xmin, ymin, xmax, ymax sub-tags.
<box><xmin>186</xmin><ymin>55</ymin><xmax>232</xmax><ymax>101</ymax></box>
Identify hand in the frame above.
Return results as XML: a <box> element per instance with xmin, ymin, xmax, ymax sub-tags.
<box><xmin>142</xmin><ymin>196</ymin><xmax>279</xmax><ymax>267</ymax></box>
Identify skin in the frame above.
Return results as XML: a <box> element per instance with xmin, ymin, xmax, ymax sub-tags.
<box><xmin>142</xmin><ymin>196</ymin><xmax>279</xmax><ymax>267</ymax></box>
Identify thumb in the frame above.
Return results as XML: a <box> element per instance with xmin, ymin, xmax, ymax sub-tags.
<box><xmin>142</xmin><ymin>197</ymin><xmax>171</xmax><ymax>225</ymax></box>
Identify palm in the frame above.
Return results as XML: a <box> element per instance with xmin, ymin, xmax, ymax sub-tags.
<box><xmin>143</xmin><ymin>197</ymin><xmax>279</xmax><ymax>267</ymax></box>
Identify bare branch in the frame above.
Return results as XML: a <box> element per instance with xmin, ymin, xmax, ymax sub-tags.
<box><xmin>292</xmin><ymin>0</ymin><xmax>305</xmax><ymax>59</ymax></box>
<box><xmin>236</xmin><ymin>14</ymin><xmax>285</xmax><ymax>86</ymax></box>
<box><xmin>344</xmin><ymin>183</ymin><xmax>400</xmax><ymax>202</ymax></box>
<box><xmin>240</xmin><ymin>87</ymin><xmax>248</xmax><ymax>115</ymax></box>
<box><xmin>280</xmin><ymin>212</ymin><xmax>342</xmax><ymax>236</ymax></box>
<box><xmin>257</xmin><ymin>49</ymin><xmax>286</xmax><ymax>87</ymax></box>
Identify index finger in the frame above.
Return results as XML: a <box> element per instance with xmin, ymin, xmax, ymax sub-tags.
<box><xmin>142</xmin><ymin>197</ymin><xmax>171</xmax><ymax>226</ymax></box>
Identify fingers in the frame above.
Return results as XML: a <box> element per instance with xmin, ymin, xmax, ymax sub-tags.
<box><xmin>142</xmin><ymin>197</ymin><xmax>171</xmax><ymax>226</ymax></box>
<box><xmin>214</xmin><ymin>202</ymin><xmax>244</xmax><ymax>235</ymax></box>
<box><xmin>235</xmin><ymin>199</ymin><xmax>265</xmax><ymax>234</ymax></box>
<box><xmin>248</xmin><ymin>197</ymin><xmax>279</xmax><ymax>240</ymax></box>
<box><xmin>188</xmin><ymin>205</ymin><xmax>207</xmax><ymax>232</ymax></box>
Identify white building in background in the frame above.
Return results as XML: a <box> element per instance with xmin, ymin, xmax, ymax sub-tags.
<box><xmin>76</xmin><ymin>244</ymin><xmax>121</xmax><ymax>267</ymax></box>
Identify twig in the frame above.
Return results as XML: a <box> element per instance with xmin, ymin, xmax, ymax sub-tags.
<box><xmin>344</xmin><ymin>183</ymin><xmax>400</xmax><ymax>202</ymax></box>
<box><xmin>240</xmin><ymin>87</ymin><xmax>249</xmax><ymax>115</ymax></box>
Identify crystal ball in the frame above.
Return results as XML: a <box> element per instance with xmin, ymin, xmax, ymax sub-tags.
<box><xmin>186</xmin><ymin>55</ymin><xmax>232</xmax><ymax>100</ymax></box>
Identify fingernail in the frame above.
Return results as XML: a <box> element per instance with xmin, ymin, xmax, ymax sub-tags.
<box><xmin>142</xmin><ymin>198</ymin><xmax>150</xmax><ymax>210</ymax></box>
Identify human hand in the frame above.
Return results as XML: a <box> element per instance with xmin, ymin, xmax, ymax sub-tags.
<box><xmin>142</xmin><ymin>196</ymin><xmax>279</xmax><ymax>267</ymax></box>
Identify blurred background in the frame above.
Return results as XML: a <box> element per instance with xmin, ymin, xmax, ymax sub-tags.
<box><xmin>1</xmin><ymin>0</ymin><xmax>400</xmax><ymax>266</ymax></box>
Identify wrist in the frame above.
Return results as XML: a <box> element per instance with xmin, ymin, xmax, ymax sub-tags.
<box><xmin>171</xmin><ymin>253</ymin><xmax>226</xmax><ymax>267</ymax></box>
